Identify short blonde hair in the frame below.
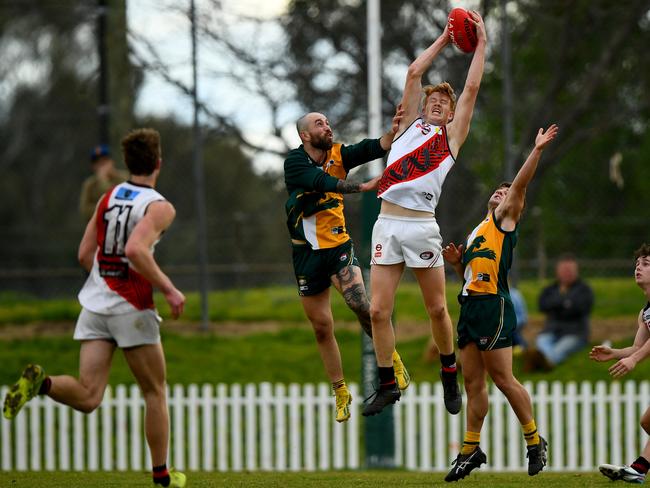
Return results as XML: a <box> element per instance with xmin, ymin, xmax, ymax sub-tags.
<box><xmin>422</xmin><ymin>82</ymin><xmax>457</xmax><ymax>111</ymax></box>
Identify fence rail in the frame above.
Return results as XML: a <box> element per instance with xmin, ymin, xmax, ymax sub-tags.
<box><xmin>1</xmin><ymin>380</ymin><xmax>648</xmax><ymax>472</ymax></box>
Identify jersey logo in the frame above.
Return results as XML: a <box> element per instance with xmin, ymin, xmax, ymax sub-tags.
<box><xmin>416</xmin><ymin>122</ymin><xmax>431</xmax><ymax>135</ymax></box>
<box><xmin>115</xmin><ymin>187</ymin><xmax>140</xmax><ymax>201</ymax></box>
<box><xmin>476</xmin><ymin>272</ymin><xmax>491</xmax><ymax>282</ymax></box>
<box><xmin>464</xmin><ymin>235</ymin><xmax>497</xmax><ymax>263</ymax></box>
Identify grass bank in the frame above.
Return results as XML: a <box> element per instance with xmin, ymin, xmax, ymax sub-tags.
<box><xmin>0</xmin><ymin>328</ymin><xmax>644</xmax><ymax>387</ymax></box>
<box><xmin>0</xmin><ymin>277</ymin><xmax>644</xmax><ymax>325</ymax></box>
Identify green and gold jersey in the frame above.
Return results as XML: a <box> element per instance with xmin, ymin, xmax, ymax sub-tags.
<box><xmin>461</xmin><ymin>210</ymin><xmax>518</xmax><ymax>297</ymax></box>
<box><xmin>284</xmin><ymin>139</ymin><xmax>385</xmax><ymax>250</ymax></box>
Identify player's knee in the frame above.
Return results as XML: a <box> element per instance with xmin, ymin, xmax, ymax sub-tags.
<box><xmin>369</xmin><ymin>303</ymin><xmax>391</xmax><ymax>326</ymax></box>
<box><xmin>140</xmin><ymin>382</ymin><xmax>166</xmax><ymax>401</ymax></box>
<box><xmin>310</xmin><ymin>319</ymin><xmax>334</xmax><ymax>343</ymax></box>
<box><xmin>313</xmin><ymin>327</ymin><xmax>334</xmax><ymax>344</ymax></box>
<box><xmin>425</xmin><ymin>302</ymin><xmax>447</xmax><ymax>322</ymax></box>
<box><xmin>464</xmin><ymin>376</ymin><xmax>486</xmax><ymax>396</ymax></box>
<box><xmin>491</xmin><ymin>373</ymin><xmax>516</xmax><ymax>393</ymax></box>
<box><xmin>78</xmin><ymin>395</ymin><xmax>103</xmax><ymax>414</ymax></box>
<box><xmin>347</xmin><ymin>299</ymin><xmax>369</xmax><ymax>319</ymax></box>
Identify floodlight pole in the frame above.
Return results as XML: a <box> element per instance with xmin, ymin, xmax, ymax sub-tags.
<box><xmin>501</xmin><ymin>0</ymin><xmax>520</xmax><ymax>283</ymax></box>
<box><xmin>362</xmin><ymin>0</ymin><xmax>396</xmax><ymax>469</ymax></box>
<box><xmin>190</xmin><ymin>0</ymin><xmax>210</xmax><ymax>330</ymax></box>
<box><xmin>502</xmin><ymin>0</ymin><xmax>514</xmax><ymax>182</ymax></box>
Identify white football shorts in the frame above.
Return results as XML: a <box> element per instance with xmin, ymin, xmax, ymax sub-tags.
<box><xmin>370</xmin><ymin>214</ymin><xmax>443</xmax><ymax>268</ymax></box>
<box><xmin>74</xmin><ymin>307</ymin><xmax>162</xmax><ymax>348</ymax></box>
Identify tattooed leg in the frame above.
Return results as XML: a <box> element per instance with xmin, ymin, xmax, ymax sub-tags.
<box><xmin>331</xmin><ymin>266</ymin><xmax>373</xmax><ymax>338</ymax></box>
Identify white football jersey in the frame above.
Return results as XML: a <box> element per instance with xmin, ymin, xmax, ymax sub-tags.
<box><xmin>78</xmin><ymin>181</ymin><xmax>166</xmax><ymax>314</ymax></box>
<box><xmin>377</xmin><ymin>118</ymin><xmax>455</xmax><ymax>213</ymax></box>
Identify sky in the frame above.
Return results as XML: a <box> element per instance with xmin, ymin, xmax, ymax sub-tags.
<box><xmin>128</xmin><ymin>0</ymin><xmax>297</xmax><ymax>171</ymax></box>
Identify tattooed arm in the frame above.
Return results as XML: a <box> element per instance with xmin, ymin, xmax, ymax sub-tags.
<box><xmin>336</xmin><ymin>175</ymin><xmax>381</xmax><ymax>194</ymax></box>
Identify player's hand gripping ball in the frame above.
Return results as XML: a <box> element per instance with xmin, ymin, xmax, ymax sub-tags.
<box><xmin>447</xmin><ymin>8</ymin><xmax>478</xmax><ymax>53</ymax></box>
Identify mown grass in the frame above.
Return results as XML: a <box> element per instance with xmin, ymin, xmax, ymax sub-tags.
<box><xmin>0</xmin><ymin>277</ymin><xmax>644</xmax><ymax>324</ymax></box>
<box><xmin>0</xmin><ymin>470</ymin><xmax>616</xmax><ymax>487</ymax></box>
<box><xmin>0</xmin><ymin>327</ymin><xmax>644</xmax><ymax>387</ymax></box>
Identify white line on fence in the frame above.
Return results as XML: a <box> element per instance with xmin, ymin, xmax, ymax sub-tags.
<box><xmin>1</xmin><ymin>380</ymin><xmax>649</xmax><ymax>472</ymax></box>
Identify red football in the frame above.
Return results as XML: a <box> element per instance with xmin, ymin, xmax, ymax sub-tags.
<box><xmin>447</xmin><ymin>8</ymin><xmax>478</xmax><ymax>53</ymax></box>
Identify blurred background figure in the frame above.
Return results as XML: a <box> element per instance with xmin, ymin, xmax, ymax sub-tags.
<box><xmin>510</xmin><ymin>287</ymin><xmax>529</xmax><ymax>356</ymax></box>
<box><xmin>79</xmin><ymin>144</ymin><xmax>128</xmax><ymax>221</ymax></box>
<box><xmin>525</xmin><ymin>254</ymin><xmax>594</xmax><ymax>371</ymax></box>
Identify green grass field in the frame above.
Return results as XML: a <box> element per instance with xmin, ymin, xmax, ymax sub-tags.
<box><xmin>0</xmin><ymin>277</ymin><xmax>645</xmax><ymax>387</ymax></box>
<box><xmin>0</xmin><ymin>277</ymin><xmax>644</xmax><ymax>324</ymax></box>
<box><xmin>0</xmin><ymin>471</ymin><xmax>616</xmax><ymax>487</ymax></box>
<box><xmin>0</xmin><ymin>327</ymin><xmax>645</xmax><ymax>387</ymax></box>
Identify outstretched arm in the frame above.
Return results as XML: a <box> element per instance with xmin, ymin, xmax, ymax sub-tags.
<box><xmin>607</xmin><ymin>313</ymin><xmax>650</xmax><ymax>378</ymax></box>
<box><xmin>396</xmin><ymin>28</ymin><xmax>450</xmax><ymax>136</ymax></box>
<box><xmin>446</xmin><ymin>10</ymin><xmax>487</xmax><ymax>156</ymax></box>
<box><xmin>495</xmin><ymin>124</ymin><xmax>559</xmax><ymax>230</ymax></box>
<box><xmin>590</xmin><ymin>312</ymin><xmax>647</xmax><ymax>362</ymax></box>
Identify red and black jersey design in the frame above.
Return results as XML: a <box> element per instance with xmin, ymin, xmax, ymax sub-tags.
<box><xmin>378</xmin><ymin>126</ymin><xmax>451</xmax><ymax>193</ymax></box>
<box><xmin>377</xmin><ymin>119</ymin><xmax>455</xmax><ymax>213</ymax></box>
<box><xmin>78</xmin><ymin>181</ymin><xmax>165</xmax><ymax>315</ymax></box>
<box><xmin>94</xmin><ymin>189</ymin><xmax>154</xmax><ymax>310</ymax></box>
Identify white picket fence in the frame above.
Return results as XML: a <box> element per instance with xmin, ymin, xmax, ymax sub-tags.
<box><xmin>1</xmin><ymin>380</ymin><xmax>648</xmax><ymax>472</ymax></box>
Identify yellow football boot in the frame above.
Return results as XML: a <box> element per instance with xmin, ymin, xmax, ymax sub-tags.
<box><xmin>393</xmin><ymin>350</ymin><xmax>411</xmax><ymax>390</ymax></box>
<box><xmin>334</xmin><ymin>387</ymin><xmax>352</xmax><ymax>423</ymax></box>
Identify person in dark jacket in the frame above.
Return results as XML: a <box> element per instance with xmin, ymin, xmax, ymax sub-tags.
<box><xmin>528</xmin><ymin>254</ymin><xmax>594</xmax><ymax>370</ymax></box>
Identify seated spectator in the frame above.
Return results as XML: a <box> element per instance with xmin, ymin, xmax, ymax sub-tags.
<box><xmin>524</xmin><ymin>254</ymin><xmax>594</xmax><ymax>371</ymax></box>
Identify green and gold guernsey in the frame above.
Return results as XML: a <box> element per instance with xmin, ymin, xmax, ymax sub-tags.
<box><xmin>461</xmin><ymin>210</ymin><xmax>518</xmax><ymax>298</ymax></box>
<box><xmin>284</xmin><ymin>139</ymin><xmax>386</xmax><ymax>250</ymax></box>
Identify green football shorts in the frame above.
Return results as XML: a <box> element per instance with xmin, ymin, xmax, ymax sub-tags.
<box><xmin>292</xmin><ymin>239</ymin><xmax>359</xmax><ymax>296</ymax></box>
<box><xmin>457</xmin><ymin>294</ymin><xmax>516</xmax><ymax>351</ymax></box>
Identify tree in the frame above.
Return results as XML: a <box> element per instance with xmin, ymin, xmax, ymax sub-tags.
<box><xmin>281</xmin><ymin>0</ymin><xmax>650</xmax><ymax>266</ymax></box>
<box><xmin>0</xmin><ymin>1</ymin><xmax>290</xmax><ymax>296</ymax></box>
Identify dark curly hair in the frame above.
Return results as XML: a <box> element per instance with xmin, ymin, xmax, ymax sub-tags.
<box><xmin>121</xmin><ymin>128</ymin><xmax>161</xmax><ymax>176</ymax></box>
<box><xmin>634</xmin><ymin>243</ymin><xmax>650</xmax><ymax>261</ymax></box>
